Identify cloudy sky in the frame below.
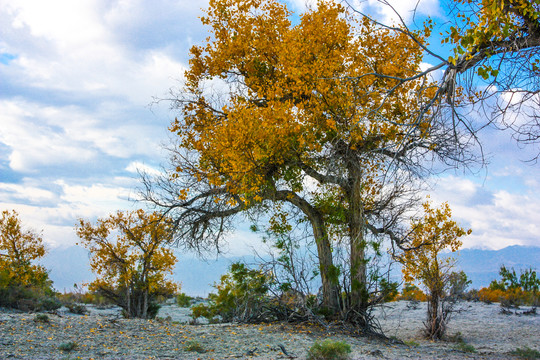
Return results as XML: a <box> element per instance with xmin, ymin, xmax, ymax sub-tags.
<box><xmin>1</xmin><ymin>0</ymin><xmax>538</xmax><ymax>258</ymax></box>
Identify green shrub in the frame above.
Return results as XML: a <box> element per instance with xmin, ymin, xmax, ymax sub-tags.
<box><xmin>511</xmin><ymin>346</ymin><xmax>540</xmax><ymax>359</ymax></box>
<box><xmin>39</xmin><ymin>297</ymin><xmax>62</xmax><ymax>311</ymax></box>
<box><xmin>147</xmin><ymin>302</ymin><xmax>161</xmax><ymax>319</ymax></box>
<box><xmin>192</xmin><ymin>262</ymin><xmax>273</xmax><ymax>323</ymax></box>
<box><xmin>176</xmin><ymin>293</ymin><xmax>193</xmax><ymax>307</ymax></box>
<box><xmin>184</xmin><ymin>340</ymin><xmax>206</xmax><ymax>353</ymax></box>
<box><xmin>58</xmin><ymin>341</ymin><xmax>77</xmax><ymax>352</ymax></box>
<box><xmin>404</xmin><ymin>340</ymin><xmax>419</xmax><ymax>347</ymax></box>
<box><xmin>66</xmin><ymin>303</ymin><xmax>88</xmax><ymax>315</ymax></box>
<box><xmin>455</xmin><ymin>342</ymin><xmax>477</xmax><ymax>353</ymax></box>
<box><xmin>307</xmin><ymin>339</ymin><xmax>352</xmax><ymax>360</ymax></box>
<box><xmin>448</xmin><ymin>332</ymin><xmax>476</xmax><ymax>353</ymax></box>
<box><xmin>490</xmin><ymin>266</ymin><xmax>540</xmax><ymax>294</ymax></box>
<box><xmin>33</xmin><ymin>314</ymin><xmax>50</xmax><ymax>323</ymax></box>
<box><xmin>379</xmin><ymin>278</ymin><xmax>399</xmax><ymax>302</ymax></box>
<box><xmin>448</xmin><ymin>271</ymin><xmax>472</xmax><ymax>299</ymax></box>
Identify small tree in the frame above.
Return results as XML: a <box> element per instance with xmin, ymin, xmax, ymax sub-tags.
<box><xmin>76</xmin><ymin>210</ymin><xmax>178</xmax><ymax>318</ymax></box>
<box><xmin>191</xmin><ymin>262</ymin><xmax>273</xmax><ymax>323</ymax></box>
<box><xmin>448</xmin><ymin>270</ymin><xmax>472</xmax><ymax>299</ymax></box>
<box><xmin>0</xmin><ymin>210</ymin><xmax>56</xmax><ymax>310</ymax></box>
<box><xmin>399</xmin><ymin>200</ymin><xmax>471</xmax><ymax>339</ymax></box>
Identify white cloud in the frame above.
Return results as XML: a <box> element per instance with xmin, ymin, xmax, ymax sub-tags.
<box><xmin>126</xmin><ymin>161</ymin><xmax>161</xmax><ymax>176</ymax></box>
<box><xmin>0</xmin><ymin>178</ymin><xmax>139</xmax><ymax>248</ymax></box>
<box><xmin>0</xmin><ymin>180</ymin><xmax>55</xmax><ymax>204</ymax></box>
<box><xmin>429</xmin><ymin>175</ymin><xmax>540</xmax><ymax>250</ymax></box>
<box><xmin>1</xmin><ymin>0</ymin><xmax>188</xmax><ymax>105</ymax></box>
<box><xmin>0</xmin><ymin>100</ymin><xmax>98</xmax><ymax>172</ymax></box>
<box><xmin>0</xmin><ymin>99</ymin><xmax>167</xmax><ymax>173</ymax></box>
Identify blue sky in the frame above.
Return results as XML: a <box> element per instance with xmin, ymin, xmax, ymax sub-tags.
<box><xmin>0</xmin><ymin>0</ymin><xmax>538</xmax><ymax>257</ymax></box>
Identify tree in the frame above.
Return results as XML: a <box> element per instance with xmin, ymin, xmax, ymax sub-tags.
<box><xmin>76</xmin><ymin>209</ymin><xmax>178</xmax><ymax>319</ymax></box>
<box><xmin>399</xmin><ymin>200</ymin><xmax>471</xmax><ymax>339</ymax></box>
<box><xmin>347</xmin><ymin>0</ymin><xmax>540</xmax><ymax>160</ymax></box>
<box><xmin>145</xmin><ymin>0</ymin><xmax>472</xmax><ymax>328</ymax></box>
<box><xmin>0</xmin><ymin>210</ymin><xmax>55</xmax><ymax>309</ymax></box>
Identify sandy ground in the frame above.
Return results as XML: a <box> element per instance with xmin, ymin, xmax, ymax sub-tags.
<box><xmin>0</xmin><ymin>300</ymin><xmax>538</xmax><ymax>359</ymax></box>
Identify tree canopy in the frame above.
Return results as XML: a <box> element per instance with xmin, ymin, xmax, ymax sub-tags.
<box><xmin>76</xmin><ymin>209</ymin><xmax>178</xmax><ymax>318</ymax></box>
<box><xmin>142</xmin><ymin>0</ymin><xmax>475</xmax><ymax>327</ymax></box>
<box><xmin>0</xmin><ymin>210</ymin><xmax>49</xmax><ymax>288</ymax></box>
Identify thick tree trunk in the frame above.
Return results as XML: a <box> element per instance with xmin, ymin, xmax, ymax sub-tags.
<box><xmin>276</xmin><ymin>190</ymin><xmax>341</xmax><ymax>314</ymax></box>
<box><xmin>310</xmin><ymin>211</ymin><xmax>341</xmax><ymax>315</ymax></box>
<box><xmin>347</xmin><ymin>166</ymin><xmax>369</xmax><ymax>321</ymax></box>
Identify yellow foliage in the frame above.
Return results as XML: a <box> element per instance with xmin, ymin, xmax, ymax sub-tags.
<box><xmin>397</xmin><ymin>284</ymin><xmax>428</xmax><ymax>302</ymax></box>
<box><xmin>76</xmin><ymin>210</ymin><xmax>179</xmax><ymax>317</ymax></box>
<box><xmin>477</xmin><ymin>287</ymin><xmax>536</xmax><ymax>305</ymax></box>
<box><xmin>0</xmin><ymin>210</ymin><xmax>49</xmax><ymax>287</ymax></box>
<box><xmin>399</xmin><ymin>200</ymin><xmax>471</xmax><ymax>295</ymax></box>
<box><xmin>174</xmin><ymin>0</ymin><xmax>435</xmax><ymax>203</ymax></box>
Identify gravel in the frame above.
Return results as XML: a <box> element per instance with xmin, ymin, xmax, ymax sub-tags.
<box><xmin>0</xmin><ymin>300</ymin><xmax>538</xmax><ymax>359</ymax></box>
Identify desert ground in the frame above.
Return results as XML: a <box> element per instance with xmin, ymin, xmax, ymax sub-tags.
<box><xmin>0</xmin><ymin>300</ymin><xmax>538</xmax><ymax>359</ymax></box>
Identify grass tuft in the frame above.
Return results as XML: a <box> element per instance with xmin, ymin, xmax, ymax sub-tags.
<box><xmin>511</xmin><ymin>346</ymin><xmax>540</xmax><ymax>359</ymax></box>
<box><xmin>33</xmin><ymin>314</ymin><xmax>50</xmax><ymax>323</ymax></box>
<box><xmin>184</xmin><ymin>340</ymin><xmax>206</xmax><ymax>353</ymax></box>
<box><xmin>58</xmin><ymin>341</ymin><xmax>78</xmax><ymax>352</ymax></box>
<box><xmin>307</xmin><ymin>339</ymin><xmax>352</xmax><ymax>360</ymax></box>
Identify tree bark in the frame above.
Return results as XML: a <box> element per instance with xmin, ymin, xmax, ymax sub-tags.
<box><xmin>347</xmin><ymin>164</ymin><xmax>369</xmax><ymax>317</ymax></box>
<box><xmin>274</xmin><ymin>190</ymin><xmax>341</xmax><ymax>314</ymax></box>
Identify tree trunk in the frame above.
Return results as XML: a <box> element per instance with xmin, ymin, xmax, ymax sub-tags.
<box><xmin>347</xmin><ymin>165</ymin><xmax>369</xmax><ymax>321</ymax></box>
<box><xmin>276</xmin><ymin>190</ymin><xmax>341</xmax><ymax>314</ymax></box>
<box><xmin>311</xmin><ymin>210</ymin><xmax>341</xmax><ymax>315</ymax></box>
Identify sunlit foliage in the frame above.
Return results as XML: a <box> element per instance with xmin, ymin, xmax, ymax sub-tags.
<box><xmin>169</xmin><ymin>0</ymin><xmax>453</xmax><ymax>323</ymax></box>
<box><xmin>76</xmin><ymin>210</ymin><xmax>178</xmax><ymax>318</ymax></box>
<box><xmin>399</xmin><ymin>200</ymin><xmax>471</xmax><ymax>339</ymax></box>
<box><xmin>0</xmin><ymin>210</ymin><xmax>56</xmax><ymax>310</ymax></box>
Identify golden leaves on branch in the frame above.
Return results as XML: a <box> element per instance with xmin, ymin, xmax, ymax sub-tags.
<box><xmin>76</xmin><ymin>210</ymin><xmax>179</xmax><ymax>304</ymax></box>
<box><xmin>400</xmin><ymin>199</ymin><xmax>471</xmax><ymax>287</ymax></box>
<box><xmin>0</xmin><ymin>210</ymin><xmax>49</xmax><ymax>287</ymax></box>
<box><xmin>176</xmin><ymin>0</ymin><xmax>436</xmax><ymax>201</ymax></box>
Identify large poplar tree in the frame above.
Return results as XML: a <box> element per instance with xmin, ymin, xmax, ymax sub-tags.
<box><xmin>144</xmin><ymin>0</ymin><xmax>471</xmax><ymax>327</ymax></box>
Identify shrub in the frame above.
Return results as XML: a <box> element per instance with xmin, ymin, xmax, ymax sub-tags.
<box><xmin>307</xmin><ymin>339</ymin><xmax>352</xmax><ymax>360</ymax></box>
<box><xmin>448</xmin><ymin>271</ymin><xmax>472</xmax><ymax>299</ymax></box>
<box><xmin>176</xmin><ymin>293</ymin><xmax>193</xmax><ymax>307</ymax></box>
<box><xmin>483</xmin><ymin>266</ymin><xmax>540</xmax><ymax>306</ymax></box>
<box><xmin>58</xmin><ymin>341</ymin><xmax>77</xmax><ymax>352</ymax></box>
<box><xmin>146</xmin><ymin>302</ymin><xmax>161</xmax><ymax>319</ymax></box>
<box><xmin>191</xmin><ymin>262</ymin><xmax>273</xmax><ymax>323</ymax></box>
<box><xmin>404</xmin><ymin>340</ymin><xmax>419</xmax><ymax>347</ymax></box>
<box><xmin>477</xmin><ymin>288</ymin><xmax>505</xmax><ymax>303</ymax></box>
<box><xmin>448</xmin><ymin>332</ymin><xmax>476</xmax><ymax>353</ymax></box>
<box><xmin>66</xmin><ymin>303</ymin><xmax>88</xmax><ymax>315</ymax></box>
<box><xmin>0</xmin><ymin>283</ymin><xmax>61</xmax><ymax>312</ymax></box>
<box><xmin>184</xmin><ymin>340</ymin><xmax>206</xmax><ymax>353</ymax></box>
<box><xmin>477</xmin><ymin>286</ymin><xmax>538</xmax><ymax>306</ymax></box>
<box><xmin>34</xmin><ymin>314</ymin><xmax>50</xmax><ymax>323</ymax></box>
<box><xmin>397</xmin><ymin>283</ymin><xmax>427</xmax><ymax>302</ymax></box>
<box><xmin>511</xmin><ymin>346</ymin><xmax>540</xmax><ymax>359</ymax></box>
<box><xmin>379</xmin><ymin>278</ymin><xmax>399</xmax><ymax>302</ymax></box>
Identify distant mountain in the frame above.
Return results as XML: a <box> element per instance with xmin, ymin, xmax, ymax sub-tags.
<box><xmin>41</xmin><ymin>244</ymin><xmax>539</xmax><ymax>295</ymax></box>
<box><xmin>454</xmin><ymin>245</ymin><xmax>540</xmax><ymax>289</ymax></box>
